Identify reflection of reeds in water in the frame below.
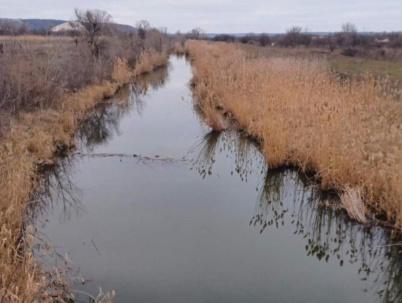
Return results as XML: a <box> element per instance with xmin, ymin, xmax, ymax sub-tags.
<box><xmin>76</xmin><ymin>64</ymin><xmax>170</xmax><ymax>151</ymax></box>
<box><xmin>29</xmin><ymin>157</ymin><xmax>83</xmax><ymax>227</ymax></box>
<box><xmin>233</xmin><ymin>134</ymin><xmax>266</xmax><ymax>183</ymax></box>
<box><xmin>252</xmin><ymin>169</ymin><xmax>287</xmax><ymax>230</ymax></box>
<box><xmin>191</xmin><ymin>128</ymin><xmax>401</xmax><ymax>302</ymax></box>
<box><xmin>77</xmin><ymin>103</ymin><xmax>126</xmax><ymax>151</ymax></box>
<box><xmin>27</xmin><ymin>62</ymin><xmax>172</xmax><ymax>301</ymax></box>
<box><xmin>134</xmin><ymin>63</ymin><xmax>170</xmax><ymax>92</ymax></box>
<box><xmin>26</xmin><ymin>157</ymin><xmax>84</xmax><ymax>299</ymax></box>
<box><xmin>189</xmin><ymin>130</ymin><xmax>266</xmax><ymax>181</ymax></box>
<box><xmin>252</xmin><ymin>169</ymin><xmax>402</xmax><ymax>303</ymax></box>
<box><xmin>191</xmin><ymin>131</ymin><xmax>221</xmax><ymax>178</ymax></box>
<box><xmin>129</xmin><ymin>84</ymin><xmax>147</xmax><ymax>116</ymax></box>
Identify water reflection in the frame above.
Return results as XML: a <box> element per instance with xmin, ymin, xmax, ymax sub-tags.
<box><xmin>27</xmin><ymin>158</ymin><xmax>83</xmax><ymax>290</ymax></box>
<box><xmin>254</xmin><ymin>169</ymin><xmax>402</xmax><ymax>302</ymax></box>
<box><xmin>133</xmin><ymin>62</ymin><xmax>170</xmax><ymax>94</ymax></box>
<box><xmin>29</xmin><ymin>158</ymin><xmax>83</xmax><ymax>226</ymax></box>
<box><xmin>189</xmin><ymin>131</ymin><xmax>266</xmax><ymax>182</ymax></box>
<box><xmin>29</xmin><ymin>65</ymin><xmax>173</xmax><ymax>300</ymax></box>
<box><xmin>35</xmin><ymin>64</ymin><xmax>171</xmax><ymax>216</ymax></box>
<box><xmin>190</xmin><ymin>129</ymin><xmax>402</xmax><ymax>303</ymax></box>
<box><xmin>77</xmin><ymin>64</ymin><xmax>169</xmax><ymax>151</ymax></box>
<box><xmin>34</xmin><ymin>65</ymin><xmax>170</xmax><ymax>218</ymax></box>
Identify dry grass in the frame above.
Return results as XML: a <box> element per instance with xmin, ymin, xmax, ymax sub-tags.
<box><xmin>0</xmin><ymin>33</ymin><xmax>168</xmax><ymax>117</ymax></box>
<box><xmin>132</xmin><ymin>48</ymin><xmax>168</xmax><ymax>76</ymax></box>
<box><xmin>172</xmin><ymin>42</ymin><xmax>186</xmax><ymax>55</ymax></box>
<box><xmin>0</xmin><ymin>35</ymin><xmax>71</xmax><ymax>41</ymax></box>
<box><xmin>0</xmin><ymin>36</ymin><xmax>108</xmax><ymax>115</ymax></box>
<box><xmin>235</xmin><ymin>43</ymin><xmax>402</xmax><ymax>82</ymax></box>
<box><xmin>0</xmin><ymin>36</ymin><xmax>168</xmax><ymax>303</ymax></box>
<box><xmin>186</xmin><ymin>40</ymin><xmax>402</xmax><ymax>230</ymax></box>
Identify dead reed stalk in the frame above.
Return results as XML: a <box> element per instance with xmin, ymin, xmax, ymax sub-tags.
<box><xmin>340</xmin><ymin>187</ymin><xmax>367</xmax><ymax>224</ymax></box>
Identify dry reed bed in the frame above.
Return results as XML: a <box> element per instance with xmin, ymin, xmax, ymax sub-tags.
<box><xmin>186</xmin><ymin>40</ymin><xmax>402</xmax><ymax>230</ymax></box>
<box><xmin>172</xmin><ymin>42</ymin><xmax>186</xmax><ymax>55</ymax></box>
<box><xmin>0</xmin><ymin>46</ymin><xmax>167</xmax><ymax>302</ymax></box>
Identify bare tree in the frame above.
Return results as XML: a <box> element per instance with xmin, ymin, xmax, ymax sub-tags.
<box><xmin>75</xmin><ymin>8</ymin><xmax>113</xmax><ymax>58</ymax></box>
<box><xmin>187</xmin><ymin>28</ymin><xmax>206</xmax><ymax>40</ymax></box>
<box><xmin>341</xmin><ymin>22</ymin><xmax>357</xmax><ymax>34</ymax></box>
<box><xmin>341</xmin><ymin>22</ymin><xmax>358</xmax><ymax>47</ymax></box>
<box><xmin>159</xmin><ymin>26</ymin><xmax>168</xmax><ymax>35</ymax></box>
<box><xmin>327</xmin><ymin>33</ymin><xmax>336</xmax><ymax>51</ymax></box>
<box><xmin>18</xmin><ymin>22</ymin><xmax>30</xmax><ymax>35</ymax></box>
<box><xmin>136</xmin><ymin>20</ymin><xmax>151</xmax><ymax>40</ymax></box>
<box><xmin>0</xmin><ymin>20</ymin><xmax>18</xmax><ymax>35</ymax></box>
<box><xmin>258</xmin><ymin>33</ymin><xmax>271</xmax><ymax>46</ymax></box>
<box><xmin>279</xmin><ymin>26</ymin><xmax>311</xmax><ymax>47</ymax></box>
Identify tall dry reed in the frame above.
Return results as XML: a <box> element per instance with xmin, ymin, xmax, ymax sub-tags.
<box><xmin>132</xmin><ymin>48</ymin><xmax>168</xmax><ymax>76</ymax></box>
<box><xmin>172</xmin><ymin>42</ymin><xmax>186</xmax><ymax>55</ymax></box>
<box><xmin>186</xmin><ymin>40</ymin><xmax>402</xmax><ymax>230</ymax></box>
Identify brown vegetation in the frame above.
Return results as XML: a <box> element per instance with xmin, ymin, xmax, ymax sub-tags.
<box><xmin>223</xmin><ymin>42</ymin><xmax>402</xmax><ymax>82</ymax></box>
<box><xmin>0</xmin><ymin>28</ymin><xmax>168</xmax><ymax>116</ymax></box>
<box><xmin>172</xmin><ymin>42</ymin><xmax>186</xmax><ymax>55</ymax></box>
<box><xmin>0</xmin><ymin>16</ymin><xmax>168</xmax><ymax>302</ymax></box>
<box><xmin>186</xmin><ymin>40</ymin><xmax>402</xmax><ymax>231</ymax></box>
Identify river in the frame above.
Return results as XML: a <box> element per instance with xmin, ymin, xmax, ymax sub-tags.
<box><xmin>32</xmin><ymin>56</ymin><xmax>401</xmax><ymax>303</ymax></box>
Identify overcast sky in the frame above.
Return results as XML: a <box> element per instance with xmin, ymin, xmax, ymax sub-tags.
<box><xmin>1</xmin><ymin>0</ymin><xmax>401</xmax><ymax>33</ymax></box>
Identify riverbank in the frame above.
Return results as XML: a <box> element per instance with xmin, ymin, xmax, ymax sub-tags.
<box><xmin>0</xmin><ymin>36</ymin><xmax>167</xmax><ymax>302</ymax></box>
<box><xmin>185</xmin><ymin>40</ymin><xmax>402</xmax><ymax>231</ymax></box>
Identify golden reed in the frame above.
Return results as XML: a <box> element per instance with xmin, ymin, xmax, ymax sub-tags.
<box><xmin>186</xmin><ymin>40</ymin><xmax>401</xmax><ymax>231</ymax></box>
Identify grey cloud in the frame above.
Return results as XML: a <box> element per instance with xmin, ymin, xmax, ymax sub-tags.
<box><xmin>0</xmin><ymin>0</ymin><xmax>401</xmax><ymax>33</ymax></box>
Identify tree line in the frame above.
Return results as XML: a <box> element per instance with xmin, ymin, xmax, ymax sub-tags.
<box><xmin>211</xmin><ymin>23</ymin><xmax>402</xmax><ymax>50</ymax></box>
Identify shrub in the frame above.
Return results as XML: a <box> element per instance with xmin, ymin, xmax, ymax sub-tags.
<box><xmin>239</xmin><ymin>34</ymin><xmax>256</xmax><ymax>44</ymax></box>
<box><xmin>277</xmin><ymin>26</ymin><xmax>311</xmax><ymax>47</ymax></box>
<box><xmin>257</xmin><ymin>33</ymin><xmax>271</xmax><ymax>46</ymax></box>
<box><xmin>341</xmin><ymin>47</ymin><xmax>359</xmax><ymax>57</ymax></box>
<box><xmin>213</xmin><ymin>34</ymin><xmax>236</xmax><ymax>42</ymax></box>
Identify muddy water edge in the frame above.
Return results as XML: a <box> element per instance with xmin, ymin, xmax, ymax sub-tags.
<box><xmin>31</xmin><ymin>56</ymin><xmax>402</xmax><ymax>303</ymax></box>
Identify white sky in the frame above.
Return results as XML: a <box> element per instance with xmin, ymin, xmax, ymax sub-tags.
<box><xmin>1</xmin><ymin>0</ymin><xmax>401</xmax><ymax>33</ymax></box>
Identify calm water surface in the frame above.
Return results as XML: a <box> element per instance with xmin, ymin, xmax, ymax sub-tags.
<box><xmin>33</xmin><ymin>56</ymin><xmax>401</xmax><ymax>303</ymax></box>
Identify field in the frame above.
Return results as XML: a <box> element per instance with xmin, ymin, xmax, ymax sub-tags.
<box><xmin>0</xmin><ymin>34</ymin><xmax>168</xmax><ymax>303</ymax></box>
<box><xmin>233</xmin><ymin>43</ymin><xmax>402</xmax><ymax>82</ymax></box>
<box><xmin>186</xmin><ymin>40</ymin><xmax>402</xmax><ymax>231</ymax></box>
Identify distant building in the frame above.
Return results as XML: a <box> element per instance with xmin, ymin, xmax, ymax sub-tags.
<box><xmin>50</xmin><ymin>21</ymin><xmax>85</xmax><ymax>33</ymax></box>
<box><xmin>375</xmin><ymin>38</ymin><xmax>390</xmax><ymax>44</ymax></box>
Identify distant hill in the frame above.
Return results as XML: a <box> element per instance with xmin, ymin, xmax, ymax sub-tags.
<box><xmin>22</xmin><ymin>19</ymin><xmax>65</xmax><ymax>30</ymax></box>
<box><xmin>0</xmin><ymin>18</ymin><xmax>25</xmax><ymax>26</ymax></box>
<box><xmin>115</xmin><ymin>24</ymin><xmax>136</xmax><ymax>33</ymax></box>
<box><xmin>0</xmin><ymin>18</ymin><xmax>135</xmax><ymax>33</ymax></box>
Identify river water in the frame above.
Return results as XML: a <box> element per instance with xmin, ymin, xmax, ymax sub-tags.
<box><xmin>33</xmin><ymin>56</ymin><xmax>401</xmax><ymax>303</ymax></box>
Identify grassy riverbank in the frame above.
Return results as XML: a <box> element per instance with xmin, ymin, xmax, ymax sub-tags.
<box><xmin>0</xmin><ymin>35</ymin><xmax>167</xmax><ymax>303</ymax></box>
<box><xmin>186</xmin><ymin>40</ymin><xmax>402</xmax><ymax>231</ymax></box>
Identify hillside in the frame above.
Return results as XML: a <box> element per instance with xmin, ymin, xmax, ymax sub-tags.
<box><xmin>0</xmin><ymin>18</ymin><xmax>135</xmax><ymax>32</ymax></box>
